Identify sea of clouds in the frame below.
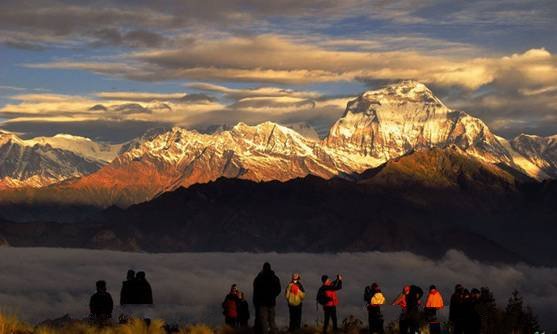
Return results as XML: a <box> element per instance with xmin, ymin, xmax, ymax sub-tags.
<box><xmin>0</xmin><ymin>248</ymin><xmax>556</xmax><ymax>329</ymax></box>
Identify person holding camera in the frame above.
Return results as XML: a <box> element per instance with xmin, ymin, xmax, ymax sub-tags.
<box><xmin>316</xmin><ymin>274</ymin><xmax>343</xmax><ymax>334</ymax></box>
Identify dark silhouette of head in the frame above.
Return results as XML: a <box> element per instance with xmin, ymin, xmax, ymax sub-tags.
<box><xmin>321</xmin><ymin>275</ymin><xmax>329</xmax><ymax>283</ymax></box>
<box><xmin>136</xmin><ymin>271</ymin><xmax>146</xmax><ymax>280</ymax></box>
<box><xmin>262</xmin><ymin>262</ymin><xmax>271</xmax><ymax>272</ymax></box>
<box><xmin>127</xmin><ymin>270</ymin><xmax>135</xmax><ymax>280</ymax></box>
<box><xmin>371</xmin><ymin>282</ymin><xmax>379</xmax><ymax>290</ymax></box>
<box><xmin>454</xmin><ymin>284</ymin><xmax>463</xmax><ymax>292</ymax></box>
<box><xmin>430</xmin><ymin>285</ymin><xmax>436</xmax><ymax>291</ymax></box>
<box><xmin>96</xmin><ymin>280</ymin><xmax>106</xmax><ymax>292</ymax></box>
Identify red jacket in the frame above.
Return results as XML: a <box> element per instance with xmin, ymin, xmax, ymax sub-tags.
<box><xmin>319</xmin><ymin>279</ymin><xmax>343</xmax><ymax>307</ymax></box>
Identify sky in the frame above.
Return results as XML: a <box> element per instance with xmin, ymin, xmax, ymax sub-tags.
<box><xmin>1</xmin><ymin>248</ymin><xmax>556</xmax><ymax>330</ymax></box>
<box><xmin>0</xmin><ymin>0</ymin><xmax>556</xmax><ymax>142</ymax></box>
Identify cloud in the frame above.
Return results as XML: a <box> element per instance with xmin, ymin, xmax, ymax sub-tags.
<box><xmin>0</xmin><ymin>83</ymin><xmax>350</xmax><ymax>140</ymax></box>
<box><xmin>0</xmin><ymin>248</ymin><xmax>555</xmax><ymax>330</ymax></box>
<box><xmin>95</xmin><ymin>92</ymin><xmax>187</xmax><ymax>102</ymax></box>
<box><xmin>187</xmin><ymin>83</ymin><xmax>320</xmax><ymax>100</ymax></box>
<box><xmin>24</xmin><ymin>34</ymin><xmax>498</xmax><ymax>88</ymax></box>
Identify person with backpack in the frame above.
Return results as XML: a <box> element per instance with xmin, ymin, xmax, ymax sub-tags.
<box><xmin>222</xmin><ymin>284</ymin><xmax>240</xmax><ymax>327</ymax></box>
<box><xmin>285</xmin><ymin>273</ymin><xmax>305</xmax><ymax>331</ymax></box>
<box><xmin>316</xmin><ymin>274</ymin><xmax>343</xmax><ymax>334</ymax></box>
<box><xmin>364</xmin><ymin>282</ymin><xmax>385</xmax><ymax>334</ymax></box>
<box><xmin>392</xmin><ymin>285</ymin><xmax>410</xmax><ymax>334</ymax></box>
<box><xmin>425</xmin><ymin>285</ymin><xmax>444</xmax><ymax>334</ymax></box>
<box><xmin>89</xmin><ymin>280</ymin><xmax>114</xmax><ymax>326</ymax></box>
<box><xmin>253</xmin><ymin>262</ymin><xmax>281</xmax><ymax>334</ymax></box>
<box><xmin>238</xmin><ymin>291</ymin><xmax>250</xmax><ymax>328</ymax></box>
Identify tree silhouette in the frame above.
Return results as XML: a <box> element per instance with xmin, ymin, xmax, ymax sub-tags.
<box><xmin>504</xmin><ymin>290</ymin><xmax>541</xmax><ymax>334</ymax></box>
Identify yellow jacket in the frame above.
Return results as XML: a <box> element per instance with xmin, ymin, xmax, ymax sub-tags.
<box><xmin>370</xmin><ymin>292</ymin><xmax>386</xmax><ymax>306</ymax></box>
<box><xmin>285</xmin><ymin>282</ymin><xmax>305</xmax><ymax>306</ymax></box>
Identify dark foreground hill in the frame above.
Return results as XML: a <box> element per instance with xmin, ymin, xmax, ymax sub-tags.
<box><xmin>0</xmin><ymin>147</ymin><xmax>555</xmax><ymax>265</ymax></box>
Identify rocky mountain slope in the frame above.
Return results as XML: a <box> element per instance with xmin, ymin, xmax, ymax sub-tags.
<box><xmin>0</xmin><ymin>131</ymin><xmax>104</xmax><ymax>188</ymax></box>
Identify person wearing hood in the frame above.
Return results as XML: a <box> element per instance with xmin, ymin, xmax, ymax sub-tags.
<box><xmin>316</xmin><ymin>274</ymin><xmax>343</xmax><ymax>334</ymax></box>
<box><xmin>425</xmin><ymin>285</ymin><xmax>444</xmax><ymax>334</ymax></box>
<box><xmin>253</xmin><ymin>262</ymin><xmax>281</xmax><ymax>334</ymax></box>
<box><xmin>222</xmin><ymin>284</ymin><xmax>240</xmax><ymax>327</ymax></box>
<box><xmin>285</xmin><ymin>273</ymin><xmax>305</xmax><ymax>331</ymax></box>
<box><xmin>365</xmin><ymin>282</ymin><xmax>385</xmax><ymax>334</ymax></box>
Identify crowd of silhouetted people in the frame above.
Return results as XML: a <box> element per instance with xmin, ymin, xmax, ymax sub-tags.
<box><xmin>89</xmin><ymin>270</ymin><xmax>153</xmax><ymax>325</ymax></box>
<box><xmin>88</xmin><ymin>263</ymin><xmax>499</xmax><ymax>334</ymax></box>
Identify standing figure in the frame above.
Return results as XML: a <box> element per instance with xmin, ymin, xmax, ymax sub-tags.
<box><xmin>404</xmin><ymin>285</ymin><xmax>423</xmax><ymax>334</ymax></box>
<box><xmin>424</xmin><ymin>285</ymin><xmax>444</xmax><ymax>334</ymax></box>
<box><xmin>222</xmin><ymin>284</ymin><xmax>240</xmax><ymax>327</ymax></box>
<box><xmin>90</xmin><ymin>280</ymin><xmax>114</xmax><ymax>326</ymax></box>
<box><xmin>364</xmin><ymin>282</ymin><xmax>385</xmax><ymax>334</ymax></box>
<box><xmin>238</xmin><ymin>291</ymin><xmax>250</xmax><ymax>328</ymax></box>
<box><xmin>392</xmin><ymin>286</ymin><xmax>410</xmax><ymax>334</ymax></box>
<box><xmin>253</xmin><ymin>262</ymin><xmax>281</xmax><ymax>334</ymax></box>
<box><xmin>450</xmin><ymin>285</ymin><xmax>465</xmax><ymax>334</ymax></box>
<box><xmin>120</xmin><ymin>269</ymin><xmax>137</xmax><ymax>305</ymax></box>
<box><xmin>285</xmin><ymin>273</ymin><xmax>305</xmax><ymax>331</ymax></box>
<box><xmin>465</xmin><ymin>288</ymin><xmax>481</xmax><ymax>334</ymax></box>
<box><xmin>135</xmin><ymin>271</ymin><xmax>153</xmax><ymax>305</ymax></box>
<box><xmin>316</xmin><ymin>274</ymin><xmax>343</xmax><ymax>334</ymax></box>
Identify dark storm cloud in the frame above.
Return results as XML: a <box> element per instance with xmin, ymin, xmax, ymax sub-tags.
<box><xmin>0</xmin><ymin>248</ymin><xmax>556</xmax><ymax>330</ymax></box>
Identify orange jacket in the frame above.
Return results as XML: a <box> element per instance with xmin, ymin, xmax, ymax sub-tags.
<box><xmin>425</xmin><ymin>289</ymin><xmax>444</xmax><ymax>309</ymax></box>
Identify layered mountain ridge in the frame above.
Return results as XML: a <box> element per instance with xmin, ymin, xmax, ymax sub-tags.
<box><xmin>0</xmin><ymin>81</ymin><xmax>555</xmax><ymax>208</ymax></box>
<box><xmin>2</xmin><ymin>147</ymin><xmax>556</xmax><ymax>265</ymax></box>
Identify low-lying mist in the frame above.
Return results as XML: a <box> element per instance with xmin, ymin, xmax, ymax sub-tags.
<box><xmin>0</xmin><ymin>248</ymin><xmax>555</xmax><ymax>329</ymax></box>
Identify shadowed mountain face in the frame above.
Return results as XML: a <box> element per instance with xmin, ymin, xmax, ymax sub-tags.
<box><xmin>1</xmin><ymin>148</ymin><xmax>555</xmax><ymax>265</ymax></box>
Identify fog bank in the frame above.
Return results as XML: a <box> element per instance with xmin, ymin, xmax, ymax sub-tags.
<box><xmin>0</xmin><ymin>248</ymin><xmax>555</xmax><ymax>329</ymax></box>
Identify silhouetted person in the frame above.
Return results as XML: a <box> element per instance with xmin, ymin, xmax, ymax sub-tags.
<box><xmin>253</xmin><ymin>262</ymin><xmax>281</xmax><ymax>334</ymax></box>
<box><xmin>238</xmin><ymin>291</ymin><xmax>250</xmax><ymax>328</ymax></box>
<box><xmin>364</xmin><ymin>282</ymin><xmax>385</xmax><ymax>334</ymax></box>
<box><xmin>135</xmin><ymin>271</ymin><xmax>153</xmax><ymax>305</ymax></box>
<box><xmin>450</xmin><ymin>284</ymin><xmax>465</xmax><ymax>334</ymax></box>
<box><xmin>120</xmin><ymin>269</ymin><xmax>136</xmax><ymax>305</ymax></box>
<box><xmin>392</xmin><ymin>286</ymin><xmax>410</xmax><ymax>334</ymax></box>
<box><xmin>404</xmin><ymin>285</ymin><xmax>423</xmax><ymax>334</ymax></box>
<box><xmin>223</xmin><ymin>284</ymin><xmax>240</xmax><ymax>327</ymax></box>
<box><xmin>425</xmin><ymin>285</ymin><xmax>444</xmax><ymax>334</ymax></box>
<box><xmin>285</xmin><ymin>273</ymin><xmax>305</xmax><ymax>331</ymax></box>
<box><xmin>317</xmin><ymin>274</ymin><xmax>343</xmax><ymax>334</ymax></box>
<box><xmin>89</xmin><ymin>280</ymin><xmax>113</xmax><ymax>325</ymax></box>
<box><xmin>464</xmin><ymin>288</ymin><xmax>481</xmax><ymax>334</ymax></box>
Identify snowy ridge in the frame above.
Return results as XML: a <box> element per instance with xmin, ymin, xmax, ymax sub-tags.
<box><xmin>29</xmin><ymin>134</ymin><xmax>123</xmax><ymax>163</ymax></box>
<box><xmin>0</xmin><ymin>131</ymin><xmax>105</xmax><ymax>188</ymax></box>
<box><xmin>0</xmin><ymin>80</ymin><xmax>556</xmax><ymax>195</ymax></box>
<box><xmin>325</xmin><ymin>80</ymin><xmax>553</xmax><ymax>179</ymax></box>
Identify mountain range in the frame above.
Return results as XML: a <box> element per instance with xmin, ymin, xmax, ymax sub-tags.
<box><xmin>0</xmin><ymin>146</ymin><xmax>555</xmax><ymax>265</ymax></box>
<box><xmin>0</xmin><ymin>80</ymin><xmax>556</xmax><ymax>264</ymax></box>
<box><xmin>0</xmin><ymin>81</ymin><xmax>555</xmax><ymax>209</ymax></box>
